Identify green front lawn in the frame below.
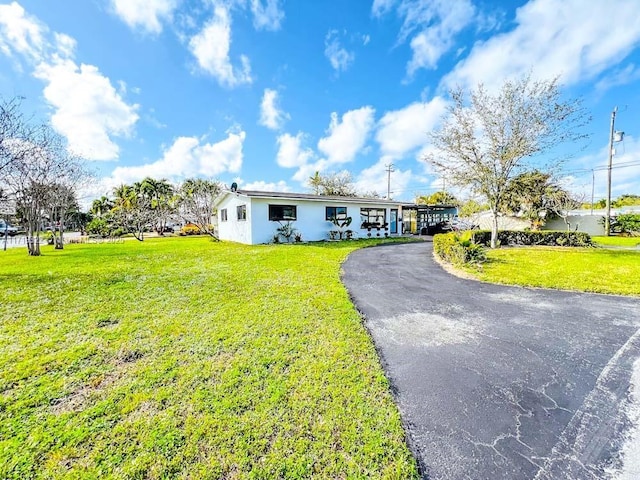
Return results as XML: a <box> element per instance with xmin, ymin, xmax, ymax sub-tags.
<box><xmin>592</xmin><ymin>235</ymin><xmax>640</xmax><ymax>247</ymax></box>
<box><xmin>0</xmin><ymin>237</ymin><xmax>418</xmax><ymax>479</ymax></box>
<box><xmin>464</xmin><ymin>246</ymin><xmax>640</xmax><ymax>295</ymax></box>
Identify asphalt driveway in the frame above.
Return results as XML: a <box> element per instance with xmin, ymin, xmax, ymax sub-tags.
<box><xmin>342</xmin><ymin>241</ymin><xmax>640</xmax><ymax>480</ymax></box>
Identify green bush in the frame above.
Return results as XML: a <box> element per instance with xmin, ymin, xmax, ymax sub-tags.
<box><xmin>433</xmin><ymin>231</ymin><xmax>487</xmax><ymax>265</ymax></box>
<box><xmin>86</xmin><ymin>218</ymin><xmax>111</xmax><ymax>236</ymax></box>
<box><xmin>470</xmin><ymin>230</ymin><xmax>593</xmax><ymax>247</ymax></box>
<box><xmin>616</xmin><ymin>214</ymin><xmax>640</xmax><ymax>236</ymax></box>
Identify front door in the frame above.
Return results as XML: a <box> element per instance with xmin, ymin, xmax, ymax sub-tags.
<box><xmin>390</xmin><ymin>209</ymin><xmax>398</xmax><ymax>234</ymax></box>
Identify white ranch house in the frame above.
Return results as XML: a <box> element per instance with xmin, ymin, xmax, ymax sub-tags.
<box><xmin>213</xmin><ymin>190</ymin><xmax>405</xmax><ymax>244</ymax></box>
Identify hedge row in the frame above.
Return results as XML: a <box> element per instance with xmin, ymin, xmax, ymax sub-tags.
<box><xmin>470</xmin><ymin>230</ymin><xmax>593</xmax><ymax>247</ymax></box>
<box><xmin>433</xmin><ymin>231</ymin><xmax>486</xmax><ymax>265</ymax></box>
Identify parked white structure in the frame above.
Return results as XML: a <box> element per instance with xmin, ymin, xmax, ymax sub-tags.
<box><xmin>544</xmin><ymin>207</ymin><xmax>640</xmax><ymax>236</ymax></box>
<box><xmin>213</xmin><ymin>190</ymin><xmax>405</xmax><ymax>244</ymax></box>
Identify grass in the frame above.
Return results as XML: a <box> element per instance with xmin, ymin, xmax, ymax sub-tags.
<box><xmin>463</xmin><ymin>246</ymin><xmax>640</xmax><ymax>296</ymax></box>
<box><xmin>592</xmin><ymin>235</ymin><xmax>640</xmax><ymax>247</ymax></box>
<box><xmin>0</xmin><ymin>237</ymin><xmax>418</xmax><ymax>479</ymax></box>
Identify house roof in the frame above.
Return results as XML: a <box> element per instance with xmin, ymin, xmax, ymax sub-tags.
<box><xmin>215</xmin><ymin>189</ymin><xmax>410</xmax><ymax>206</ymax></box>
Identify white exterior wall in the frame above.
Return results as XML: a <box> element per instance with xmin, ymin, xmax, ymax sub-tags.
<box><xmin>250</xmin><ymin>198</ymin><xmax>401</xmax><ymax>244</ymax></box>
<box><xmin>544</xmin><ymin>215</ymin><xmax>605</xmax><ymax>235</ymax></box>
<box><xmin>543</xmin><ymin>208</ymin><xmax>640</xmax><ymax>236</ymax></box>
<box><xmin>216</xmin><ymin>192</ymin><xmax>403</xmax><ymax>244</ymax></box>
<box><xmin>216</xmin><ymin>194</ymin><xmax>253</xmax><ymax>244</ymax></box>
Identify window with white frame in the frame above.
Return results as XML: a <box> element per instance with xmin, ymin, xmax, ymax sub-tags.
<box><xmin>220</xmin><ymin>209</ymin><xmax>228</xmax><ymax>222</ymax></box>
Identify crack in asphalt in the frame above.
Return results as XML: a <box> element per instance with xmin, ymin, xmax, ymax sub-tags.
<box><xmin>341</xmin><ymin>241</ymin><xmax>640</xmax><ymax>480</ymax></box>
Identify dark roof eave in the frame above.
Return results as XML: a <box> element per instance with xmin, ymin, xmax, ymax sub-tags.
<box><xmin>228</xmin><ymin>189</ymin><xmax>408</xmax><ymax>205</ymax></box>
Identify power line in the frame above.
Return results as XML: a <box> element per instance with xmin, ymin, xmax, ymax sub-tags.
<box><xmin>563</xmin><ymin>160</ymin><xmax>640</xmax><ymax>175</ymax></box>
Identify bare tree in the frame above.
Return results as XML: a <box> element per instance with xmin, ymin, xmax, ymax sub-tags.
<box><xmin>0</xmin><ymin>96</ymin><xmax>33</xmax><ymax>176</ymax></box>
<box><xmin>425</xmin><ymin>74</ymin><xmax>589</xmax><ymax>247</ymax></box>
<box><xmin>45</xmin><ymin>183</ymin><xmax>82</xmax><ymax>249</ymax></box>
<box><xmin>307</xmin><ymin>171</ymin><xmax>358</xmax><ymax>197</ymax></box>
<box><xmin>177</xmin><ymin>178</ymin><xmax>221</xmax><ymax>237</ymax></box>
<box><xmin>7</xmin><ymin>126</ymin><xmax>89</xmax><ymax>255</ymax></box>
<box><xmin>547</xmin><ymin>190</ymin><xmax>584</xmax><ymax>231</ymax></box>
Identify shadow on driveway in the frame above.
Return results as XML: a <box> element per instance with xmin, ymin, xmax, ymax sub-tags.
<box><xmin>342</xmin><ymin>241</ymin><xmax>640</xmax><ymax>480</ymax></box>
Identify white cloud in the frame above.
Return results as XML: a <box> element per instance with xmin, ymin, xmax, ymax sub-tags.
<box><xmin>0</xmin><ymin>4</ymin><xmax>139</xmax><ymax>161</ymax></box>
<box><xmin>371</xmin><ymin>0</ymin><xmax>395</xmax><ymax>17</ymax></box>
<box><xmin>197</xmin><ymin>130</ymin><xmax>245</xmax><ymax>176</ymax></box>
<box><xmin>376</xmin><ymin>97</ymin><xmax>447</xmax><ymax>159</ymax></box>
<box><xmin>355</xmin><ymin>159</ymin><xmax>414</xmax><ymax>200</ymax></box>
<box><xmin>372</xmin><ymin>0</ymin><xmax>475</xmax><ymax>78</ymax></box>
<box><xmin>441</xmin><ymin>0</ymin><xmax>640</xmax><ymax>92</ymax></box>
<box><xmin>240</xmin><ymin>179</ymin><xmax>291</xmax><ymax>192</ymax></box>
<box><xmin>189</xmin><ymin>4</ymin><xmax>252</xmax><ymax>87</ymax></box>
<box><xmin>0</xmin><ymin>1</ymin><xmax>46</xmax><ymax>60</ymax></box>
<box><xmin>406</xmin><ymin>1</ymin><xmax>475</xmax><ymax>76</ymax></box>
<box><xmin>110</xmin><ymin>0</ymin><xmax>177</xmax><ymax>35</ymax></box>
<box><xmin>260</xmin><ymin>89</ymin><xmax>289</xmax><ymax>130</ymax></box>
<box><xmin>317</xmin><ymin>106</ymin><xmax>375</xmax><ymax>164</ymax></box>
<box><xmin>291</xmin><ymin>161</ymin><xmax>329</xmax><ymax>184</ymax></box>
<box><xmin>324</xmin><ymin>30</ymin><xmax>354</xmax><ymax>73</ymax></box>
<box><xmin>110</xmin><ymin>130</ymin><xmax>245</xmax><ymax>184</ymax></box>
<box><xmin>595</xmin><ymin>64</ymin><xmax>640</xmax><ymax>92</ymax></box>
<box><xmin>34</xmin><ymin>59</ymin><xmax>139</xmax><ymax>161</ymax></box>
<box><xmin>283</xmin><ymin>107</ymin><xmax>375</xmax><ymax>187</ymax></box>
<box><xmin>249</xmin><ymin>0</ymin><xmax>284</xmax><ymax>31</ymax></box>
<box><xmin>282</xmin><ymin>107</ymin><xmax>376</xmax><ymax>187</ymax></box>
<box><xmin>53</xmin><ymin>33</ymin><xmax>76</xmax><ymax>58</ymax></box>
<box><xmin>276</xmin><ymin>132</ymin><xmax>313</xmax><ymax>168</ymax></box>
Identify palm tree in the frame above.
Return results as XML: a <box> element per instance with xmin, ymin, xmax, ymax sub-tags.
<box><xmin>138</xmin><ymin>177</ymin><xmax>174</xmax><ymax>234</ymax></box>
<box><xmin>90</xmin><ymin>196</ymin><xmax>113</xmax><ymax>217</ymax></box>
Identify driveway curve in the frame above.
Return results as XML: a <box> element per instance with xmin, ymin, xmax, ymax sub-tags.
<box><xmin>342</xmin><ymin>241</ymin><xmax>640</xmax><ymax>480</ymax></box>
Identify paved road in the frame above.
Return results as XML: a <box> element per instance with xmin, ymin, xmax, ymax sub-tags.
<box><xmin>342</xmin><ymin>241</ymin><xmax>640</xmax><ymax>480</ymax></box>
<box><xmin>1</xmin><ymin>231</ymin><xmax>82</xmax><ymax>250</ymax></box>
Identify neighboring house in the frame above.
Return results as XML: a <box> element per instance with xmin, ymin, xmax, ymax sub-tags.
<box><xmin>213</xmin><ymin>189</ymin><xmax>405</xmax><ymax>244</ymax></box>
<box><xmin>543</xmin><ymin>207</ymin><xmax>640</xmax><ymax>235</ymax></box>
<box><xmin>474</xmin><ymin>211</ymin><xmax>530</xmax><ymax>231</ymax></box>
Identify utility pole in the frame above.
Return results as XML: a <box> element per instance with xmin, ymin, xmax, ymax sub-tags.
<box><xmin>604</xmin><ymin>108</ymin><xmax>625</xmax><ymax>235</ymax></box>
<box><xmin>590</xmin><ymin>169</ymin><xmax>595</xmax><ymax>215</ymax></box>
<box><xmin>605</xmin><ymin>107</ymin><xmax>616</xmax><ymax>236</ymax></box>
<box><xmin>385</xmin><ymin>163</ymin><xmax>395</xmax><ymax>200</ymax></box>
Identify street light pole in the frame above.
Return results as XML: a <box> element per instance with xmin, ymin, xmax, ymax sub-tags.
<box><xmin>605</xmin><ymin>107</ymin><xmax>617</xmax><ymax>236</ymax></box>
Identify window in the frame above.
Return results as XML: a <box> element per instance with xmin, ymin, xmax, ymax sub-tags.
<box><xmin>360</xmin><ymin>208</ymin><xmax>387</xmax><ymax>229</ymax></box>
<box><xmin>326</xmin><ymin>206</ymin><xmax>347</xmax><ymax>220</ymax></box>
<box><xmin>220</xmin><ymin>209</ymin><xmax>228</xmax><ymax>222</ymax></box>
<box><xmin>237</xmin><ymin>204</ymin><xmax>246</xmax><ymax>221</ymax></box>
<box><xmin>269</xmin><ymin>204</ymin><xmax>297</xmax><ymax>221</ymax></box>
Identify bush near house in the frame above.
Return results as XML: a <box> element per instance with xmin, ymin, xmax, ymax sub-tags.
<box><xmin>433</xmin><ymin>231</ymin><xmax>486</xmax><ymax>265</ymax></box>
<box><xmin>616</xmin><ymin>214</ymin><xmax>640</xmax><ymax>236</ymax></box>
<box><xmin>470</xmin><ymin>230</ymin><xmax>593</xmax><ymax>247</ymax></box>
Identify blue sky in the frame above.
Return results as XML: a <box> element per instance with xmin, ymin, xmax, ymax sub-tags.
<box><xmin>1</xmin><ymin>0</ymin><xmax>640</xmax><ymax>207</ymax></box>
